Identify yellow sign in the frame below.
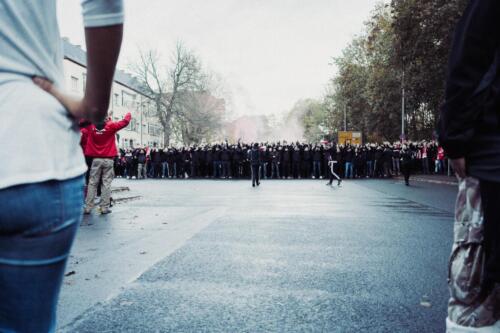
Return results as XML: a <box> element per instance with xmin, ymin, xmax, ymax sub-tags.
<box><xmin>338</xmin><ymin>131</ymin><xmax>362</xmax><ymax>145</ymax></box>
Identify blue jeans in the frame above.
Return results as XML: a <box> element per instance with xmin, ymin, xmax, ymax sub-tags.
<box><xmin>261</xmin><ymin>162</ymin><xmax>267</xmax><ymax>179</ymax></box>
<box><xmin>345</xmin><ymin>162</ymin><xmax>353</xmax><ymax>179</ymax></box>
<box><xmin>435</xmin><ymin>159</ymin><xmax>444</xmax><ymax>174</ymax></box>
<box><xmin>366</xmin><ymin>161</ymin><xmax>373</xmax><ymax>177</ymax></box>
<box><xmin>0</xmin><ymin>176</ymin><xmax>84</xmax><ymax>333</ymax></box>
<box><xmin>162</xmin><ymin>162</ymin><xmax>169</xmax><ymax>178</ymax></box>
<box><xmin>313</xmin><ymin>161</ymin><xmax>321</xmax><ymax>178</ymax></box>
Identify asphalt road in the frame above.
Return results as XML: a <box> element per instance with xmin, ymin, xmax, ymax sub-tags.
<box><xmin>57</xmin><ymin>177</ymin><xmax>458</xmax><ymax>333</ymax></box>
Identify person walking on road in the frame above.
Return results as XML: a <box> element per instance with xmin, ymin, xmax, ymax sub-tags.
<box><xmin>400</xmin><ymin>145</ymin><xmax>413</xmax><ymax>186</ymax></box>
<box><xmin>249</xmin><ymin>143</ymin><xmax>261</xmax><ymax>187</ymax></box>
<box><xmin>0</xmin><ymin>1</ymin><xmax>124</xmax><ymax>332</ymax></box>
<box><xmin>326</xmin><ymin>146</ymin><xmax>342</xmax><ymax>187</ymax></box>
<box><xmin>439</xmin><ymin>0</ymin><xmax>500</xmax><ymax>331</ymax></box>
<box><xmin>83</xmin><ymin>112</ymin><xmax>131</xmax><ymax>215</ymax></box>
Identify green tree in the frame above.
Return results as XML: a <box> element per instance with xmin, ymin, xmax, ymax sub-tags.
<box><xmin>323</xmin><ymin>0</ymin><xmax>468</xmax><ymax>141</ymax></box>
<box><xmin>364</xmin><ymin>3</ymin><xmax>401</xmax><ymax>141</ymax></box>
<box><xmin>391</xmin><ymin>0</ymin><xmax>468</xmax><ymax>138</ymax></box>
<box><xmin>326</xmin><ymin>4</ymin><xmax>400</xmax><ymax>142</ymax></box>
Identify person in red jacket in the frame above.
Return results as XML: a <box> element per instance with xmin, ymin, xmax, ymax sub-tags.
<box><xmin>84</xmin><ymin>112</ymin><xmax>131</xmax><ymax>214</ymax></box>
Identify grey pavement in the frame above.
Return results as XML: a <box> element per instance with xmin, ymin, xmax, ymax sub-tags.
<box><xmin>57</xmin><ymin>178</ymin><xmax>457</xmax><ymax>333</ymax></box>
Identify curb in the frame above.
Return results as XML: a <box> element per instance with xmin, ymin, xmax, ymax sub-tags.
<box><xmin>397</xmin><ymin>176</ymin><xmax>458</xmax><ymax>186</ymax></box>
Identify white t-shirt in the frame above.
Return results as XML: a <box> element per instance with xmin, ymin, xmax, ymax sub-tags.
<box><xmin>0</xmin><ymin>0</ymin><xmax>124</xmax><ymax>189</ymax></box>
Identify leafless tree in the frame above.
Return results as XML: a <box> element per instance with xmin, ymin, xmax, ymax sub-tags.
<box><xmin>131</xmin><ymin>41</ymin><xmax>205</xmax><ymax>146</ymax></box>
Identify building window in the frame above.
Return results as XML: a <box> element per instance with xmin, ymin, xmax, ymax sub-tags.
<box><xmin>121</xmin><ymin>91</ymin><xmax>136</xmax><ymax>109</ymax></box>
<box><xmin>126</xmin><ymin>118</ymin><xmax>138</xmax><ymax>132</ymax></box>
<box><xmin>147</xmin><ymin>124</ymin><xmax>161</xmax><ymax>137</ymax></box>
<box><xmin>82</xmin><ymin>73</ymin><xmax>86</xmax><ymax>92</ymax></box>
<box><xmin>71</xmin><ymin>76</ymin><xmax>78</xmax><ymax>92</ymax></box>
<box><xmin>114</xmin><ymin>93</ymin><xmax>120</xmax><ymax>106</ymax></box>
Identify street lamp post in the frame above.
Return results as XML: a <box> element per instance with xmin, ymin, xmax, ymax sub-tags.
<box><xmin>344</xmin><ymin>104</ymin><xmax>347</xmax><ymax>132</ymax></box>
<box><xmin>402</xmin><ymin>74</ymin><xmax>405</xmax><ymax>137</ymax></box>
<box><xmin>139</xmin><ymin>99</ymin><xmax>143</xmax><ymax>147</ymax></box>
<box><xmin>401</xmin><ymin>69</ymin><xmax>406</xmax><ymax>141</ymax></box>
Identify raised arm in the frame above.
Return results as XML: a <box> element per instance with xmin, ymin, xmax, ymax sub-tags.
<box><xmin>108</xmin><ymin>112</ymin><xmax>132</xmax><ymax>132</ymax></box>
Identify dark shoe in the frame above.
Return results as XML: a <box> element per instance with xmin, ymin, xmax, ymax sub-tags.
<box><xmin>252</xmin><ymin>183</ymin><xmax>255</xmax><ymax>187</ymax></box>
<box><xmin>99</xmin><ymin>208</ymin><xmax>112</xmax><ymax>215</ymax></box>
<box><xmin>338</xmin><ymin>180</ymin><xmax>342</xmax><ymax>187</ymax></box>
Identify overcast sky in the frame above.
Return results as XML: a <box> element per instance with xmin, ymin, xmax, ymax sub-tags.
<box><xmin>58</xmin><ymin>0</ymin><xmax>381</xmax><ymax>118</ymax></box>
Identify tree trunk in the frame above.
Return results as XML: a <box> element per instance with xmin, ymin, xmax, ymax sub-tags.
<box><xmin>162</xmin><ymin>111</ymin><xmax>173</xmax><ymax>147</ymax></box>
<box><xmin>163</xmin><ymin>130</ymin><xmax>170</xmax><ymax>147</ymax></box>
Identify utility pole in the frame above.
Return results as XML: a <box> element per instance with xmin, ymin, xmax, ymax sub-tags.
<box><xmin>344</xmin><ymin>103</ymin><xmax>347</xmax><ymax>132</ymax></box>
<box><xmin>140</xmin><ymin>99</ymin><xmax>143</xmax><ymax>147</ymax></box>
<box><xmin>401</xmin><ymin>69</ymin><xmax>406</xmax><ymax>141</ymax></box>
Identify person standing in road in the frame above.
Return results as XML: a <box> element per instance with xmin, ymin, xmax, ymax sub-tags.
<box><xmin>326</xmin><ymin>145</ymin><xmax>342</xmax><ymax>187</ymax></box>
<box><xmin>83</xmin><ymin>112</ymin><xmax>131</xmax><ymax>214</ymax></box>
<box><xmin>400</xmin><ymin>145</ymin><xmax>413</xmax><ymax>186</ymax></box>
<box><xmin>282</xmin><ymin>145</ymin><xmax>291</xmax><ymax>179</ymax></box>
<box><xmin>439</xmin><ymin>0</ymin><xmax>500</xmax><ymax>331</ymax></box>
<box><xmin>125</xmin><ymin>149</ymin><xmax>135</xmax><ymax>179</ymax></box>
<box><xmin>161</xmin><ymin>148</ymin><xmax>169</xmax><ymax>178</ymax></box>
<box><xmin>292</xmin><ymin>145</ymin><xmax>301</xmax><ymax>179</ymax></box>
<box><xmin>435</xmin><ymin>145</ymin><xmax>446</xmax><ymax>174</ymax></box>
<box><xmin>392</xmin><ymin>143</ymin><xmax>401</xmax><ymax>177</ymax></box>
<box><xmin>249</xmin><ymin>143</ymin><xmax>261</xmax><ymax>187</ymax></box>
<box><xmin>302</xmin><ymin>145</ymin><xmax>312</xmax><ymax>179</ymax></box>
<box><xmin>137</xmin><ymin>148</ymin><xmax>147</xmax><ymax>179</ymax></box>
<box><xmin>0</xmin><ymin>1</ymin><xmax>124</xmax><ymax>332</ymax></box>
<box><xmin>312</xmin><ymin>146</ymin><xmax>322</xmax><ymax>179</ymax></box>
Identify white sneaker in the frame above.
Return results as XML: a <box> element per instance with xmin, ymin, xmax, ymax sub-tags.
<box><xmin>446</xmin><ymin>317</ymin><xmax>500</xmax><ymax>333</ymax></box>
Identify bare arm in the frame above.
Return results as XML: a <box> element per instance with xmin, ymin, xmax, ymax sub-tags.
<box><xmin>83</xmin><ymin>24</ymin><xmax>123</xmax><ymax>123</ymax></box>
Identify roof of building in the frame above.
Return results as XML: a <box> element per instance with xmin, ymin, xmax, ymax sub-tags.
<box><xmin>62</xmin><ymin>38</ymin><xmax>148</xmax><ymax>96</ymax></box>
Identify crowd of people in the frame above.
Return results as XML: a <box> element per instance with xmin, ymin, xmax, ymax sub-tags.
<box><xmin>112</xmin><ymin>140</ymin><xmax>448</xmax><ymax>184</ymax></box>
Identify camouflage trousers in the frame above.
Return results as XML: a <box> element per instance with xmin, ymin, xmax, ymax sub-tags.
<box><xmin>85</xmin><ymin>158</ymin><xmax>114</xmax><ymax>211</ymax></box>
<box><xmin>447</xmin><ymin>177</ymin><xmax>500</xmax><ymax>329</ymax></box>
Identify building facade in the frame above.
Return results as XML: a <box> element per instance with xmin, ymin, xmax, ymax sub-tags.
<box><xmin>62</xmin><ymin>38</ymin><xmax>164</xmax><ymax>149</ymax></box>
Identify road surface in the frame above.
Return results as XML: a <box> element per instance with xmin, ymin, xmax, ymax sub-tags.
<box><xmin>57</xmin><ymin>177</ymin><xmax>457</xmax><ymax>333</ymax></box>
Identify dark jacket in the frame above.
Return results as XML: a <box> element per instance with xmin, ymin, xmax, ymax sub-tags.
<box><xmin>401</xmin><ymin>150</ymin><xmax>413</xmax><ymax>166</ymax></box>
<box><xmin>344</xmin><ymin>148</ymin><xmax>353</xmax><ymax>163</ymax></box>
<box><xmin>249</xmin><ymin>148</ymin><xmax>260</xmax><ymax>166</ymax></box>
<box><xmin>302</xmin><ymin>149</ymin><xmax>311</xmax><ymax>163</ymax></box>
<box><xmin>282</xmin><ymin>149</ymin><xmax>291</xmax><ymax>163</ymax></box>
<box><xmin>221</xmin><ymin>149</ymin><xmax>230</xmax><ymax>162</ymax></box>
<box><xmin>312</xmin><ymin>149</ymin><xmax>322</xmax><ymax>162</ymax></box>
<box><xmin>137</xmin><ymin>151</ymin><xmax>146</xmax><ymax>164</ymax></box>
<box><xmin>439</xmin><ymin>0</ymin><xmax>500</xmax><ymax>181</ymax></box>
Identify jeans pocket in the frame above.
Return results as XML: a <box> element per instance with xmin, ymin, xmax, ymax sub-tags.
<box><xmin>23</xmin><ymin>176</ymin><xmax>84</xmax><ymax>237</ymax></box>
